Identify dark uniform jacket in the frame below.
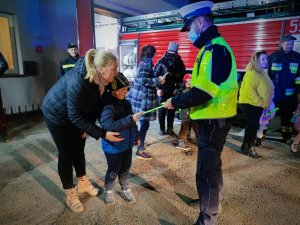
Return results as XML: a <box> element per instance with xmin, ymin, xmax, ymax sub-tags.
<box><xmin>59</xmin><ymin>55</ymin><xmax>80</xmax><ymax>79</ymax></box>
<box><xmin>268</xmin><ymin>49</ymin><xmax>300</xmax><ymax>103</ymax></box>
<box><xmin>42</xmin><ymin>58</ymin><xmax>107</xmax><ymax>140</ymax></box>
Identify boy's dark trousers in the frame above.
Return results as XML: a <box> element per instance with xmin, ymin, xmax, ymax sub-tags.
<box><xmin>104</xmin><ymin>148</ymin><xmax>132</xmax><ymax>191</ymax></box>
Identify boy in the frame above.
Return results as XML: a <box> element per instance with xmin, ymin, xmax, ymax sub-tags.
<box><xmin>175</xmin><ymin>74</ymin><xmax>198</xmax><ymax>151</ymax></box>
<box><xmin>99</xmin><ymin>72</ymin><xmax>142</xmax><ymax>204</ymax></box>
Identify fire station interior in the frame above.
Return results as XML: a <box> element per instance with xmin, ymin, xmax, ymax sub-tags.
<box><xmin>94</xmin><ymin>0</ymin><xmax>299</xmax><ymax>80</ymax></box>
<box><xmin>0</xmin><ymin>1</ymin><xmax>300</xmax><ymax>225</ymax></box>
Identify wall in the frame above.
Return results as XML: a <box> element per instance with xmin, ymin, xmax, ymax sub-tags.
<box><xmin>0</xmin><ymin>0</ymin><xmax>77</xmax><ymax>114</ymax></box>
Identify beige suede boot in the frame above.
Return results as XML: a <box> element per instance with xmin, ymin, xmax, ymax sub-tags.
<box><xmin>66</xmin><ymin>187</ymin><xmax>84</xmax><ymax>213</ymax></box>
<box><xmin>77</xmin><ymin>175</ymin><xmax>99</xmax><ymax>196</ymax></box>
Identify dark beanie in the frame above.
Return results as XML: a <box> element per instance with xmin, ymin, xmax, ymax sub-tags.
<box><xmin>109</xmin><ymin>72</ymin><xmax>129</xmax><ymax>91</ymax></box>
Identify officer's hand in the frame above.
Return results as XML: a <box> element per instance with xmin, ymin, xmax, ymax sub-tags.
<box><xmin>164</xmin><ymin>98</ymin><xmax>174</xmax><ymax>109</ymax></box>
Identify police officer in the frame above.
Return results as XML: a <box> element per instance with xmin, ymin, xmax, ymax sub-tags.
<box><xmin>58</xmin><ymin>42</ymin><xmax>80</xmax><ymax>79</ymax></box>
<box><xmin>268</xmin><ymin>35</ymin><xmax>300</xmax><ymax>144</ymax></box>
<box><xmin>164</xmin><ymin>1</ymin><xmax>238</xmax><ymax>225</ymax></box>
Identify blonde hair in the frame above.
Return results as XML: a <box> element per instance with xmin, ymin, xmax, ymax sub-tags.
<box><xmin>85</xmin><ymin>49</ymin><xmax>117</xmax><ymax>83</ymax></box>
<box><xmin>246</xmin><ymin>50</ymin><xmax>267</xmax><ymax>75</ymax></box>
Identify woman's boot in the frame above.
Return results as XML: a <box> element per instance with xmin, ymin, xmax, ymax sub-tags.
<box><xmin>245</xmin><ymin>145</ymin><xmax>260</xmax><ymax>159</ymax></box>
<box><xmin>66</xmin><ymin>187</ymin><xmax>84</xmax><ymax>213</ymax></box>
<box><xmin>77</xmin><ymin>175</ymin><xmax>99</xmax><ymax>196</ymax></box>
<box><xmin>255</xmin><ymin>138</ymin><xmax>262</xmax><ymax>147</ymax></box>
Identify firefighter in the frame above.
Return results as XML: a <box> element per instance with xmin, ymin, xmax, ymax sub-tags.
<box><xmin>164</xmin><ymin>1</ymin><xmax>238</xmax><ymax>225</ymax></box>
<box><xmin>268</xmin><ymin>35</ymin><xmax>300</xmax><ymax>144</ymax></box>
<box><xmin>58</xmin><ymin>42</ymin><xmax>80</xmax><ymax>79</ymax></box>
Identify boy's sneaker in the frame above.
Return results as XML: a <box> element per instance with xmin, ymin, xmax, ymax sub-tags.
<box><xmin>104</xmin><ymin>190</ymin><xmax>115</xmax><ymax>204</ymax></box>
<box><xmin>136</xmin><ymin>151</ymin><xmax>152</xmax><ymax>160</ymax></box>
<box><xmin>120</xmin><ymin>189</ymin><xmax>136</xmax><ymax>202</ymax></box>
<box><xmin>176</xmin><ymin>140</ymin><xmax>191</xmax><ymax>151</ymax></box>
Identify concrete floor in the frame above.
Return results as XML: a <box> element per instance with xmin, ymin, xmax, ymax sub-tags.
<box><xmin>0</xmin><ymin>111</ymin><xmax>299</xmax><ymax>225</ymax></box>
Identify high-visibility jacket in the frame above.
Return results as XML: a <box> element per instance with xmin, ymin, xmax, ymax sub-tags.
<box><xmin>190</xmin><ymin>36</ymin><xmax>238</xmax><ymax>119</ymax></box>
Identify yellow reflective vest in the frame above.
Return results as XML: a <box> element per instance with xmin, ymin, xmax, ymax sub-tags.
<box><xmin>190</xmin><ymin>37</ymin><xmax>238</xmax><ymax>119</ymax></box>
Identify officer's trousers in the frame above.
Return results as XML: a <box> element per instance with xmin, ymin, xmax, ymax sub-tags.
<box><xmin>195</xmin><ymin>118</ymin><xmax>231</xmax><ymax>225</ymax></box>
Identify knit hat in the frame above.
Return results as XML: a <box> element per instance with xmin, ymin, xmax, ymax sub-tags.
<box><xmin>183</xmin><ymin>73</ymin><xmax>192</xmax><ymax>83</ymax></box>
<box><xmin>168</xmin><ymin>42</ymin><xmax>179</xmax><ymax>53</ymax></box>
<box><xmin>109</xmin><ymin>72</ymin><xmax>129</xmax><ymax>91</ymax></box>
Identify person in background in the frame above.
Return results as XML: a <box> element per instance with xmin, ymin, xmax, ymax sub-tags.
<box><xmin>42</xmin><ymin>49</ymin><xmax>123</xmax><ymax>213</ymax></box>
<box><xmin>290</xmin><ymin>101</ymin><xmax>300</xmax><ymax>153</ymax></box>
<box><xmin>164</xmin><ymin>1</ymin><xmax>239</xmax><ymax>224</ymax></box>
<box><xmin>154</xmin><ymin>42</ymin><xmax>186</xmax><ymax>137</ymax></box>
<box><xmin>239</xmin><ymin>51</ymin><xmax>274</xmax><ymax>158</ymax></box>
<box><xmin>58</xmin><ymin>42</ymin><xmax>80</xmax><ymax>79</ymax></box>
<box><xmin>255</xmin><ymin>96</ymin><xmax>276</xmax><ymax>147</ymax></box>
<box><xmin>127</xmin><ymin>45</ymin><xmax>165</xmax><ymax>160</ymax></box>
<box><xmin>99</xmin><ymin>72</ymin><xmax>142</xmax><ymax>205</ymax></box>
<box><xmin>175</xmin><ymin>73</ymin><xmax>198</xmax><ymax>151</ymax></box>
<box><xmin>0</xmin><ymin>52</ymin><xmax>10</xmax><ymax>142</ymax></box>
<box><xmin>268</xmin><ymin>35</ymin><xmax>300</xmax><ymax>144</ymax></box>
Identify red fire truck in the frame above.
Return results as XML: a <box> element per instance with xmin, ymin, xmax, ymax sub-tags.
<box><xmin>119</xmin><ymin>8</ymin><xmax>300</xmax><ymax>81</ymax></box>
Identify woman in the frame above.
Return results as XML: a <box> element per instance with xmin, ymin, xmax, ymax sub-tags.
<box><xmin>239</xmin><ymin>50</ymin><xmax>274</xmax><ymax>158</ymax></box>
<box><xmin>42</xmin><ymin>49</ymin><xmax>123</xmax><ymax>213</ymax></box>
<box><xmin>127</xmin><ymin>45</ymin><xmax>165</xmax><ymax>160</ymax></box>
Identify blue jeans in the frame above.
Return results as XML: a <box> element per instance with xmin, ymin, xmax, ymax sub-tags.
<box><xmin>138</xmin><ymin>120</ymin><xmax>150</xmax><ymax>152</ymax></box>
<box><xmin>195</xmin><ymin>119</ymin><xmax>231</xmax><ymax>225</ymax></box>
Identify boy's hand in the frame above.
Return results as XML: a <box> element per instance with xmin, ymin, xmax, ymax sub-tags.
<box><xmin>133</xmin><ymin>112</ymin><xmax>142</xmax><ymax>121</ymax></box>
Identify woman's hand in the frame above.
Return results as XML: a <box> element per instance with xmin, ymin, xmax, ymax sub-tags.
<box><xmin>135</xmin><ymin>139</ymin><xmax>141</xmax><ymax>147</ymax></box>
<box><xmin>157</xmin><ymin>89</ymin><xmax>163</xmax><ymax>96</ymax></box>
<box><xmin>81</xmin><ymin>132</ymin><xmax>87</xmax><ymax>139</ymax></box>
<box><xmin>105</xmin><ymin>131</ymin><xmax>124</xmax><ymax>142</ymax></box>
<box><xmin>158</xmin><ymin>76</ymin><xmax>166</xmax><ymax>85</ymax></box>
<box><xmin>133</xmin><ymin>112</ymin><xmax>142</xmax><ymax>121</ymax></box>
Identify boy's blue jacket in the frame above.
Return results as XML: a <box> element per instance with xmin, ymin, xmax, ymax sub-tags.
<box><xmin>99</xmin><ymin>95</ymin><xmax>139</xmax><ymax>154</ymax></box>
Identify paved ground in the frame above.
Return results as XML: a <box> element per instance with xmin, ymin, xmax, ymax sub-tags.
<box><xmin>0</xmin><ymin>111</ymin><xmax>299</xmax><ymax>225</ymax></box>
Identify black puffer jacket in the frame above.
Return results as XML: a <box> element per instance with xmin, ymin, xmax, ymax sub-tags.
<box><xmin>42</xmin><ymin>58</ymin><xmax>106</xmax><ymax>140</ymax></box>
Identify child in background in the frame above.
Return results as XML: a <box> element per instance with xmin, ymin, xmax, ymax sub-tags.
<box><xmin>175</xmin><ymin>74</ymin><xmax>198</xmax><ymax>151</ymax></box>
<box><xmin>290</xmin><ymin>102</ymin><xmax>300</xmax><ymax>153</ymax></box>
<box><xmin>99</xmin><ymin>73</ymin><xmax>142</xmax><ymax>204</ymax></box>
<box><xmin>255</xmin><ymin>100</ymin><xmax>276</xmax><ymax>147</ymax></box>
